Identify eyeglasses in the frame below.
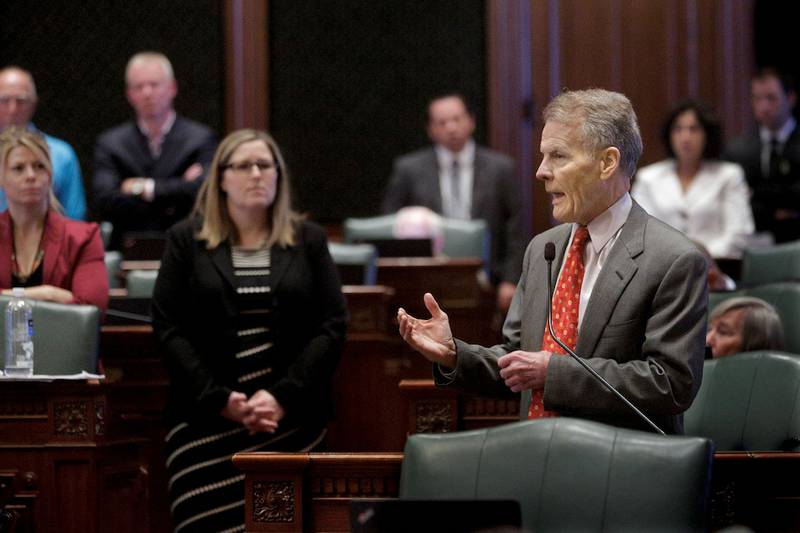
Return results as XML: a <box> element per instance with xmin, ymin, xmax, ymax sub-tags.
<box><xmin>222</xmin><ymin>160</ymin><xmax>278</xmax><ymax>175</ymax></box>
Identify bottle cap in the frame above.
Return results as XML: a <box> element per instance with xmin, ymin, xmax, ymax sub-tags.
<box><xmin>11</xmin><ymin>287</ymin><xmax>24</xmax><ymax>297</ymax></box>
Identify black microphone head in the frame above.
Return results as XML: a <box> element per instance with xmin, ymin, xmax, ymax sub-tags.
<box><xmin>544</xmin><ymin>242</ymin><xmax>556</xmax><ymax>261</ymax></box>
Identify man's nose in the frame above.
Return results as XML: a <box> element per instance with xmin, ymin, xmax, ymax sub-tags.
<box><xmin>535</xmin><ymin>161</ymin><xmax>549</xmax><ymax>181</ymax></box>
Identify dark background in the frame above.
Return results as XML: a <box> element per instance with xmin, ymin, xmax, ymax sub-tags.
<box><xmin>0</xmin><ymin>0</ymin><xmax>792</xmax><ymax>223</ymax></box>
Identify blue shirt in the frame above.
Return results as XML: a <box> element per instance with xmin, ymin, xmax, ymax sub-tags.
<box><xmin>0</xmin><ymin>128</ymin><xmax>87</xmax><ymax>220</ymax></box>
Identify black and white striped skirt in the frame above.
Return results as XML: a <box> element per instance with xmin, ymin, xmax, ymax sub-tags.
<box><xmin>165</xmin><ymin>419</ymin><xmax>324</xmax><ymax>533</ymax></box>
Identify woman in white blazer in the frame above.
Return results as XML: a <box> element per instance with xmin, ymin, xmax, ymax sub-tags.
<box><xmin>633</xmin><ymin>100</ymin><xmax>754</xmax><ymax>259</ymax></box>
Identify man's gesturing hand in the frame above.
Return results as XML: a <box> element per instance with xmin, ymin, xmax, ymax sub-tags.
<box><xmin>397</xmin><ymin>293</ymin><xmax>457</xmax><ymax>369</ymax></box>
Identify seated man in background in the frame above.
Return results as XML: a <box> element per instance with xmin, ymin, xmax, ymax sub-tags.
<box><xmin>382</xmin><ymin>93</ymin><xmax>527</xmax><ymax>312</ymax></box>
<box><xmin>0</xmin><ymin>66</ymin><xmax>86</xmax><ymax>220</ymax></box>
<box><xmin>707</xmin><ymin>297</ymin><xmax>785</xmax><ymax>358</ymax></box>
<box><xmin>92</xmin><ymin>51</ymin><xmax>216</xmax><ymax>250</ymax></box>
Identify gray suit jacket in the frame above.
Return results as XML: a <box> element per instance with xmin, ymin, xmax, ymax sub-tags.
<box><xmin>382</xmin><ymin>146</ymin><xmax>527</xmax><ymax>284</ymax></box>
<box><xmin>436</xmin><ymin>201</ymin><xmax>708</xmax><ymax>434</ymax></box>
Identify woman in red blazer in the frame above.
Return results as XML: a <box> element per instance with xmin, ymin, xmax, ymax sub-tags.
<box><xmin>0</xmin><ymin>128</ymin><xmax>108</xmax><ymax>311</ymax></box>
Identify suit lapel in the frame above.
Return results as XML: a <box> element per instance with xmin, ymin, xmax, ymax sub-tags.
<box><xmin>41</xmin><ymin>211</ymin><xmax>65</xmax><ymax>285</ymax></box>
<box><xmin>0</xmin><ymin>213</ymin><xmax>13</xmax><ymax>287</ymax></box>
<box><xmin>154</xmin><ymin>118</ymin><xmax>183</xmax><ymax>178</ymax></box>
<box><xmin>576</xmin><ymin>203</ymin><xmax>646</xmax><ymax>357</ymax></box>
<box><xmin>471</xmin><ymin>149</ymin><xmax>487</xmax><ymax>217</ymax></box>
<box><xmin>208</xmin><ymin>242</ymin><xmax>237</xmax><ymax>291</ymax></box>
<box><xmin>423</xmin><ymin>150</ymin><xmax>443</xmax><ymax>213</ymax></box>
<box><xmin>269</xmin><ymin>244</ymin><xmax>295</xmax><ymax>291</ymax></box>
<box><xmin>123</xmin><ymin>124</ymin><xmax>154</xmax><ymax>175</ymax></box>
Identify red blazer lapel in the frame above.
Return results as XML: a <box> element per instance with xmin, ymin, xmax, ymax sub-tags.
<box><xmin>0</xmin><ymin>211</ymin><xmax>12</xmax><ymax>288</ymax></box>
<box><xmin>41</xmin><ymin>210</ymin><xmax>66</xmax><ymax>286</ymax></box>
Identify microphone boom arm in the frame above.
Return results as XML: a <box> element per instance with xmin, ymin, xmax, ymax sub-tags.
<box><xmin>546</xmin><ymin>254</ymin><xmax>665</xmax><ymax>435</ymax></box>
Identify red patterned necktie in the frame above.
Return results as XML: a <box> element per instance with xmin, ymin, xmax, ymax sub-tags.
<box><xmin>528</xmin><ymin>226</ymin><xmax>590</xmax><ymax>419</ymax></box>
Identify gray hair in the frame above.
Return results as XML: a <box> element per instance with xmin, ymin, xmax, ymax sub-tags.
<box><xmin>125</xmin><ymin>51</ymin><xmax>174</xmax><ymax>84</ymax></box>
<box><xmin>543</xmin><ymin>88</ymin><xmax>643</xmax><ymax>177</ymax></box>
<box><xmin>0</xmin><ymin>66</ymin><xmax>37</xmax><ymax>101</ymax></box>
<box><xmin>710</xmin><ymin>296</ymin><xmax>785</xmax><ymax>353</ymax></box>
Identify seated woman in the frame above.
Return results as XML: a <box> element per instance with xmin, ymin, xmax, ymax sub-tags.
<box><xmin>151</xmin><ymin>129</ymin><xmax>347</xmax><ymax>532</ymax></box>
<box><xmin>0</xmin><ymin>128</ymin><xmax>108</xmax><ymax>311</ymax></box>
<box><xmin>632</xmin><ymin>99</ymin><xmax>754</xmax><ymax>259</ymax></box>
<box><xmin>707</xmin><ymin>297</ymin><xmax>785</xmax><ymax>358</ymax></box>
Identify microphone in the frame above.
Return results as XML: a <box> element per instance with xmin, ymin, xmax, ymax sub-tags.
<box><xmin>544</xmin><ymin>241</ymin><xmax>665</xmax><ymax>435</ymax></box>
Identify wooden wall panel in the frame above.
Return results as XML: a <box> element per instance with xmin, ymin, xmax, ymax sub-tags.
<box><xmin>519</xmin><ymin>0</ymin><xmax>754</xmax><ymax>235</ymax></box>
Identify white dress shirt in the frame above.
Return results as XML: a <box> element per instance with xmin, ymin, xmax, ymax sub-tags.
<box><xmin>435</xmin><ymin>140</ymin><xmax>475</xmax><ymax>220</ymax></box>
<box><xmin>632</xmin><ymin>159</ymin><xmax>754</xmax><ymax>259</ymax></box>
<box><xmin>556</xmin><ymin>193</ymin><xmax>632</xmax><ymax>329</ymax></box>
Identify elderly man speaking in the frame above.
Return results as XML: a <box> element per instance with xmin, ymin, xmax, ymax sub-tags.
<box><xmin>397</xmin><ymin>89</ymin><xmax>707</xmax><ymax>435</ymax></box>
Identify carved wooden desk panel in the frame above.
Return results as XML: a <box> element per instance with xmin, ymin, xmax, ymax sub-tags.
<box><xmin>233</xmin><ymin>452</ymin><xmax>403</xmax><ymax>533</ymax></box>
<box><xmin>0</xmin><ymin>381</ymin><xmax>149</xmax><ymax>533</ymax></box>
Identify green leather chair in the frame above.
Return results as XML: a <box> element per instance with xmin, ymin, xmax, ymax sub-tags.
<box><xmin>343</xmin><ymin>214</ymin><xmax>396</xmax><ymax>243</ymax></box>
<box><xmin>440</xmin><ymin>218</ymin><xmax>490</xmax><ymax>265</ymax></box>
<box><xmin>328</xmin><ymin>242</ymin><xmax>378</xmax><ymax>285</ymax></box>
<box><xmin>740</xmin><ymin>240</ymin><xmax>800</xmax><ymax>286</ymax></box>
<box><xmin>344</xmin><ymin>214</ymin><xmax>489</xmax><ymax>262</ymax></box>
<box><xmin>126</xmin><ymin>269</ymin><xmax>159</xmax><ymax>298</ymax></box>
<box><xmin>400</xmin><ymin>418</ymin><xmax>713</xmax><ymax>532</ymax></box>
<box><xmin>708</xmin><ymin>282</ymin><xmax>800</xmax><ymax>354</ymax></box>
<box><xmin>105</xmin><ymin>250</ymin><xmax>123</xmax><ymax>289</ymax></box>
<box><xmin>0</xmin><ymin>297</ymin><xmax>100</xmax><ymax>375</ymax></box>
<box><xmin>684</xmin><ymin>351</ymin><xmax>800</xmax><ymax>451</ymax></box>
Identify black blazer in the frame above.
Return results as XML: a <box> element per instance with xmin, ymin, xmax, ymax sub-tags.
<box><xmin>151</xmin><ymin>217</ymin><xmax>348</xmax><ymax>428</ymax></box>
<box><xmin>382</xmin><ymin>146</ymin><xmax>527</xmax><ymax>285</ymax></box>
<box><xmin>92</xmin><ymin>115</ymin><xmax>217</xmax><ymax>248</ymax></box>
<box><xmin>724</xmin><ymin>128</ymin><xmax>800</xmax><ymax>242</ymax></box>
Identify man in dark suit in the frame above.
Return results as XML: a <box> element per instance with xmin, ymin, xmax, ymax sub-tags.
<box><xmin>92</xmin><ymin>51</ymin><xmax>217</xmax><ymax>250</ymax></box>
<box><xmin>382</xmin><ymin>94</ymin><xmax>527</xmax><ymax>312</ymax></box>
<box><xmin>725</xmin><ymin>67</ymin><xmax>800</xmax><ymax>243</ymax></box>
<box><xmin>398</xmin><ymin>89</ymin><xmax>707</xmax><ymax>434</ymax></box>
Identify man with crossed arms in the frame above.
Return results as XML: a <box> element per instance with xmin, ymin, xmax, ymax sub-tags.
<box><xmin>398</xmin><ymin>89</ymin><xmax>707</xmax><ymax>434</ymax></box>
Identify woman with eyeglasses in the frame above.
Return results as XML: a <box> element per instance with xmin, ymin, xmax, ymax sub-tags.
<box><xmin>0</xmin><ymin>128</ymin><xmax>108</xmax><ymax>310</ymax></box>
<box><xmin>632</xmin><ymin>99</ymin><xmax>754</xmax><ymax>259</ymax></box>
<box><xmin>151</xmin><ymin>129</ymin><xmax>347</xmax><ymax>532</ymax></box>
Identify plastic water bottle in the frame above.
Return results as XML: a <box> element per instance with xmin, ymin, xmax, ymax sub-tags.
<box><xmin>5</xmin><ymin>288</ymin><xmax>34</xmax><ymax>376</ymax></box>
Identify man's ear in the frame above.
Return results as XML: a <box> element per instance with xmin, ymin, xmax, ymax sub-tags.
<box><xmin>599</xmin><ymin>146</ymin><xmax>621</xmax><ymax>180</ymax></box>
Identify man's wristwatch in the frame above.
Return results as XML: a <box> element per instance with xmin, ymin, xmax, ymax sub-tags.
<box><xmin>131</xmin><ymin>179</ymin><xmax>145</xmax><ymax>196</ymax></box>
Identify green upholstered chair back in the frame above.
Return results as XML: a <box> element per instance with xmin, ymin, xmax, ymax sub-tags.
<box><xmin>400</xmin><ymin>418</ymin><xmax>713</xmax><ymax>532</ymax></box>
<box><xmin>343</xmin><ymin>214</ymin><xmax>396</xmax><ymax>243</ymax></box>
<box><xmin>0</xmin><ymin>297</ymin><xmax>100</xmax><ymax>375</ymax></box>
<box><xmin>126</xmin><ymin>269</ymin><xmax>159</xmax><ymax>298</ymax></box>
<box><xmin>328</xmin><ymin>242</ymin><xmax>378</xmax><ymax>285</ymax></box>
<box><xmin>440</xmin><ymin>218</ymin><xmax>490</xmax><ymax>263</ymax></box>
<box><xmin>684</xmin><ymin>351</ymin><xmax>800</xmax><ymax>451</ymax></box>
<box><xmin>741</xmin><ymin>240</ymin><xmax>800</xmax><ymax>286</ymax></box>
<box><xmin>100</xmin><ymin>221</ymin><xmax>113</xmax><ymax>249</ymax></box>
<box><xmin>105</xmin><ymin>250</ymin><xmax>123</xmax><ymax>289</ymax></box>
<box><xmin>708</xmin><ymin>282</ymin><xmax>800</xmax><ymax>354</ymax></box>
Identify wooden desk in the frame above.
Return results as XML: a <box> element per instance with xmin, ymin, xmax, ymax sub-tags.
<box><xmin>0</xmin><ymin>381</ymin><xmax>149</xmax><ymax>533</ymax></box>
<box><xmin>376</xmin><ymin>257</ymin><xmax>498</xmax><ymax>346</ymax></box>
<box><xmin>117</xmin><ymin>257</ymin><xmax>501</xmax><ymax>346</ymax></box>
<box><xmin>233</xmin><ymin>450</ymin><xmax>800</xmax><ymax>533</ymax></box>
<box><xmin>397</xmin><ymin>379</ymin><xmax>800</xmax><ymax>532</ymax></box>
<box><xmin>96</xmin><ymin>285</ymin><xmax>405</xmax><ymax>531</ymax></box>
